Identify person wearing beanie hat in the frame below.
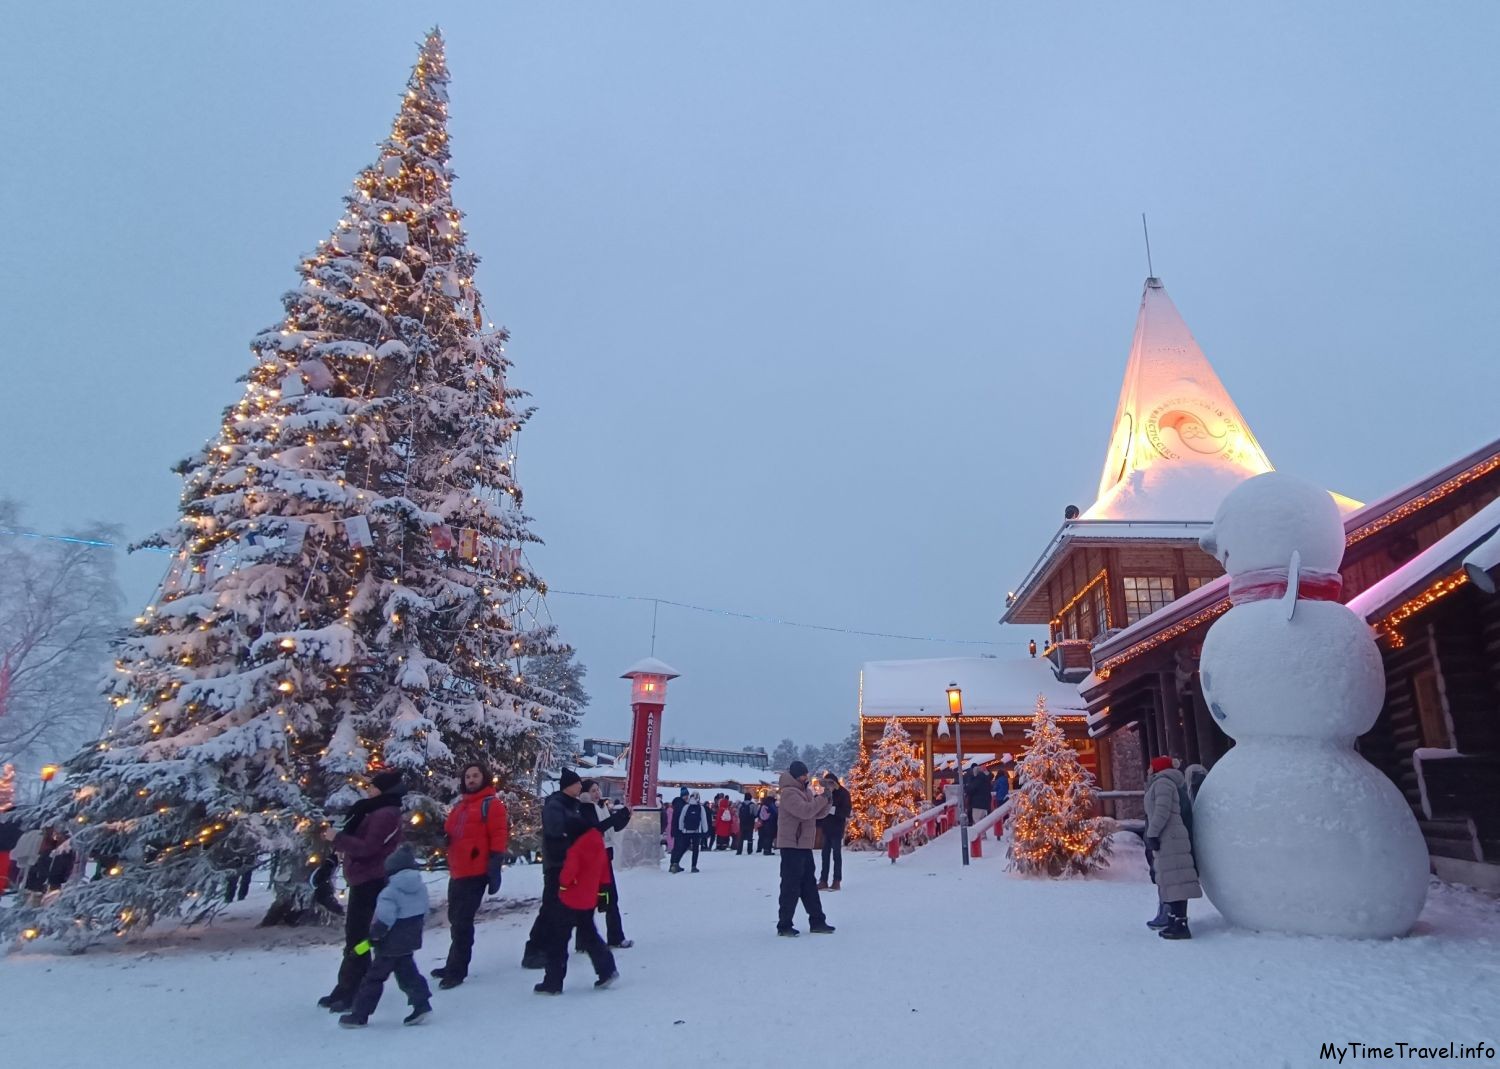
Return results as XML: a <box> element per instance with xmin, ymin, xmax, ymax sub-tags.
<box><xmin>1143</xmin><ymin>754</ymin><xmax>1200</xmax><ymax>939</ymax></box>
<box><xmin>318</xmin><ymin>772</ymin><xmax>406</xmax><ymax>1013</ymax></box>
<box><xmin>775</xmin><ymin>761</ymin><xmax>833</xmax><ymax>936</ymax></box>
<box><xmin>371</xmin><ymin>769</ymin><xmax>404</xmax><ymax>793</ymax></box>
<box><xmin>520</xmin><ymin>767</ymin><xmax>601</xmax><ymax>969</ymax></box>
<box><xmin>339</xmin><ymin>844</ymin><xmax>432</xmax><ymax>1027</ymax></box>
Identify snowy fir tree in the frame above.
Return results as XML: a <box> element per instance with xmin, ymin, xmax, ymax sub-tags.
<box><xmin>850</xmin><ymin>718</ymin><xmax>924</xmax><ymax>848</ymax></box>
<box><xmin>524</xmin><ymin>647</ymin><xmax>589</xmax><ymax>764</ymax></box>
<box><xmin>843</xmin><ymin>747</ymin><xmax>876</xmax><ymax>847</ymax></box>
<box><xmin>1006</xmin><ymin>695</ymin><xmax>1111</xmax><ymax>877</ymax></box>
<box><xmin>770</xmin><ymin>737</ymin><xmax>799</xmax><ymax>771</ymax></box>
<box><xmin>14</xmin><ymin>30</ymin><xmax>578</xmax><ymax>944</ymax></box>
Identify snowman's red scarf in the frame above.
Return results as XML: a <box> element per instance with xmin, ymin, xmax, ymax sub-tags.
<box><xmin>1228</xmin><ymin>567</ymin><xmax>1343</xmax><ymax>606</ymax></box>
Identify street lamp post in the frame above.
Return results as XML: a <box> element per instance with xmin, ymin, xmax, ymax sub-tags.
<box><xmin>947</xmin><ymin>683</ymin><xmax>969</xmax><ymax>866</ymax></box>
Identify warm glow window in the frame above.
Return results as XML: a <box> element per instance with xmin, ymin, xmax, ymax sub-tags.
<box><xmin>1122</xmin><ymin>576</ymin><xmax>1175</xmax><ymax>624</ymax></box>
<box><xmin>1186</xmin><ymin>575</ymin><xmax>1210</xmax><ymax>592</ymax></box>
<box><xmin>1092</xmin><ymin>589</ymin><xmax>1108</xmax><ymax>634</ymax></box>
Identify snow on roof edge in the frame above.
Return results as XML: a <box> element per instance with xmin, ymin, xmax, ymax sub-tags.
<box><xmin>1346</xmin><ymin>497</ymin><xmax>1500</xmax><ymax>620</ymax></box>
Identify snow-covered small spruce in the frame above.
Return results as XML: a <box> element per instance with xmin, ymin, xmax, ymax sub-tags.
<box><xmin>843</xmin><ymin>747</ymin><xmax>875</xmax><ymax>847</ymax></box>
<box><xmin>1006</xmin><ymin>695</ymin><xmax>1111</xmax><ymax>877</ymax></box>
<box><xmin>850</xmin><ymin>718</ymin><xmax>924</xmax><ymax>849</ymax></box>
<box><xmin>15</xmin><ymin>30</ymin><xmax>578</xmax><ymax>946</ymax></box>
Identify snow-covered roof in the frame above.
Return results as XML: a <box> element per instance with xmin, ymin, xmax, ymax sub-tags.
<box><xmin>1344</xmin><ymin>437</ymin><xmax>1500</xmax><ymax>544</ymax></box>
<box><xmin>620</xmin><ymin>656</ymin><xmax>680</xmax><ymax>679</ymax></box>
<box><xmin>1464</xmin><ymin>530</ymin><xmax>1500</xmax><ymax>593</ymax></box>
<box><xmin>860</xmin><ymin>656</ymin><xmax>1086</xmax><ymax>719</ymax></box>
<box><xmin>1086</xmin><ymin>277</ymin><xmax>1275</xmax><ymax>523</ymax></box>
<box><xmin>1346</xmin><ymin>497</ymin><xmax>1500</xmax><ymax>621</ymax></box>
<box><xmin>1003</xmin><ymin>519</ymin><xmax>1212</xmax><ymax>623</ymax></box>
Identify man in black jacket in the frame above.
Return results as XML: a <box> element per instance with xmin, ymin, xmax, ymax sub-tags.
<box><xmin>736</xmin><ymin>796</ymin><xmax>758</xmax><ymax>855</ymax></box>
<box><xmin>817</xmin><ymin>774</ymin><xmax>852</xmax><ymax>891</ymax></box>
<box><xmin>521</xmin><ymin>769</ymin><xmax>599</xmax><ymax>969</ymax></box>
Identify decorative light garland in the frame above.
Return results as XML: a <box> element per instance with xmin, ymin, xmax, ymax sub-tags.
<box><xmin>1374</xmin><ymin>570</ymin><xmax>1469</xmax><ymax>648</ymax></box>
<box><xmin>1347</xmin><ymin>452</ymin><xmax>1500</xmax><ymax>546</ymax></box>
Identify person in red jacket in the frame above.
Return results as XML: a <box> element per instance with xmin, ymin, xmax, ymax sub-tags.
<box><xmin>713</xmin><ymin>795</ymin><xmax>736</xmax><ymax>850</ymax></box>
<box><xmin>431</xmin><ymin>762</ymin><xmax>508</xmax><ymax>990</ymax></box>
<box><xmin>536</xmin><ymin>827</ymin><xmax>617</xmax><ymax>995</ymax></box>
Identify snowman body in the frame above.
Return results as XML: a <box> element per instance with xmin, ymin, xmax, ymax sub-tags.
<box><xmin>1194</xmin><ymin>475</ymin><xmax>1429</xmax><ymax>938</ymax></box>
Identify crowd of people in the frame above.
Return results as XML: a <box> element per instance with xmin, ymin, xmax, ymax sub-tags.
<box><xmin>0</xmin><ymin>815</ymin><xmax>80</xmax><ymax>905</ymax></box>
<box><xmin>0</xmin><ymin>759</ymin><xmax>874</xmax><ymax>1028</ymax></box>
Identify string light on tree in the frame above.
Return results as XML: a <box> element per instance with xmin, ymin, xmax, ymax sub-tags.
<box><xmin>848</xmin><ymin>719</ymin><xmax>924</xmax><ymax>850</ymax></box>
<box><xmin>10</xmin><ymin>29</ymin><xmax>582</xmax><ymax>948</ymax></box>
<box><xmin>1006</xmin><ymin>694</ymin><xmax>1112</xmax><ymax>877</ymax></box>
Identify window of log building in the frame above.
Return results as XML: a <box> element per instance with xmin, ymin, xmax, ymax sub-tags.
<box><xmin>1093</xmin><ymin>589</ymin><xmax>1108</xmax><ymax>635</ymax></box>
<box><xmin>1122</xmin><ymin>576</ymin><xmax>1175</xmax><ymax>624</ymax></box>
<box><xmin>1186</xmin><ymin>575</ymin><xmax>1210</xmax><ymax>592</ymax></box>
<box><xmin>1412</xmin><ymin>669</ymin><xmax>1452</xmax><ymax>748</ymax></box>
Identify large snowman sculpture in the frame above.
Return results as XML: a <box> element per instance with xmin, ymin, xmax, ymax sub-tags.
<box><xmin>1194</xmin><ymin>473</ymin><xmax>1429</xmax><ymax>938</ymax></box>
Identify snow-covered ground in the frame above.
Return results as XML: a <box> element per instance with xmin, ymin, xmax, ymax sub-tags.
<box><xmin>3</xmin><ymin>831</ymin><xmax>1498</xmax><ymax>1068</ymax></box>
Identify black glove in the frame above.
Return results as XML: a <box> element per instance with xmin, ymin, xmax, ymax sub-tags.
<box><xmin>1145</xmin><ymin>836</ymin><xmax>1161</xmax><ymax>852</ymax></box>
<box><xmin>486</xmin><ymin>855</ymin><xmax>504</xmax><ymax>895</ymax></box>
<box><xmin>596</xmin><ymin>888</ymin><xmax>611</xmax><ymax>914</ymax></box>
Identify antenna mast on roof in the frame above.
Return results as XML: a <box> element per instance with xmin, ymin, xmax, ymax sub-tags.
<box><xmin>1141</xmin><ymin>213</ymin><xmax>1155</xmax><ymax>280</ymax></box>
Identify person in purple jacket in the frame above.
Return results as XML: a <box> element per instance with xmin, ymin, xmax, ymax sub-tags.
<box><xmin>318</xmin><ymin>769</ymin><xmax>406</xmax><ymax>1013</ymax></box>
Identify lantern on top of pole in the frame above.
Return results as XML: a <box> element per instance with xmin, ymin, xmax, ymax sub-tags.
<box><xmin>947</xmin><ymin>682</ymin><xmax>970</xmax><ymax>866</ymax></box>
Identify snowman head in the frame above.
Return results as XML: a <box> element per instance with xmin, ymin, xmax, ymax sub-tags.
<box><xmin>1199</xmin><ymin>472</ymin><xmax>1345</xmax><ymax>578</ymax></box>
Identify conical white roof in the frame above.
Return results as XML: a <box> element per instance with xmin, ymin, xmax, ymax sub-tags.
<box><xmin>1086</xmin><ymin>278</ymin><xmax>1274</xmax><ymax>521</ymax></box>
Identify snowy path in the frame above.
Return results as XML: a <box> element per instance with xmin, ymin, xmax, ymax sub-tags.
<box><xmin>2</xmin><ymin>835</ymin><xmax>1498</xmax><ymax>1068</ymax></box>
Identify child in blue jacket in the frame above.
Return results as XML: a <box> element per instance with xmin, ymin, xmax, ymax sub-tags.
<box><xmin>340</xmin><ymin>845</ymin><xmax>433</xmax><ymax>1028</ymax></box>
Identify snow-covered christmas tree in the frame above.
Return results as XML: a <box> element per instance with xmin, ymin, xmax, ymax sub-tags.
<box><xmin>850</xmin><ymin>718</ymin><xmax>924</xmax><ymax>847</ymax></box>
<box><xmin>16</xmin><ymin>30</ymin><xmax>578</xmax><ymax>944</ymax></box>
<box><xmin>844</xmin><ymin>746</ymin><xmax>874</xmax><ymax>847</ymax></box>
<box><xmin>1007</xmin><ymin>695</ymin><xmax>1111</xmax><ymax>877</ymax></box>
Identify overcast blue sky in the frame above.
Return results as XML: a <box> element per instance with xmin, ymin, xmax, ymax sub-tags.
<box><xmin>2</xmin><ymin>2</ymin><xmax>1496</xmax><ymax>750</ymax></box>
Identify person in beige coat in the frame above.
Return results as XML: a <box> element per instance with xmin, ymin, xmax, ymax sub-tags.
<box><xmin>1144</xmin><ymin>755</ymin><xmax>1201</xmax><ymax>941</ymax></box>
<box><xmin>775</xmin><ymin>761</ymin><xmax>833</xmax><ymax>937</ymax></box>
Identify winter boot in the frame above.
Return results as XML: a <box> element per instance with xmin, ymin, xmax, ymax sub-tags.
<box><xmin>830</xmin><ymin>880</ymin><xmax>841</xmax><ymax>891</ymax></box>
<box><xmin>533</xmin><ymin>982</ymin><xmax>562</xmax><ymax>995</ymax></box>
<box><xmin>403</xmin><ymin>1004</ymin><xmax>432</xmax><ymax>1026</ymax></box>
<box><xmin>594</xmin><ymin>971</ymin><xmax>620</xmax><ymax>988</ymax></box>
<box><xmin>521</xmin><ymin>950</ymin><xmax>546</xmax><ymax>969</ymax></box>
<box><xmin>608</xmin><ymin>939</ymin><xmax>634</xmax><ymax>949</ymax></box>
<box><xmin>817</xmin><ymin>879</ymin><xmax>829</xmax><ymax>890</ymax></box>
<box><xmin>777</xmin><ymin>927</ymin><xmax>800</xmax><ymax>937</ymax></box>
<box><xmin>809</xmin><ymin>923</ymin><xmax>836</xmax><ymax>935</ymax></box>
<box><xmin>337</xmin><ymin>1014</ymin><xmax>368</xmax><ymax>1029</ymax></box>
<box><xmin>1147</xmin><ymin>903</ymin><xmax>1171</xmax><ymax>929</ymax></box>
<box><xmin>668</xmin><ymin>864</ymin><xmax>683</xmax><ymax>874</ymax></box>
<box><xmin>690</xmin><ymin>866</ymin><xmax>700</xmax><ymax>873</ymax></box>
<box><xmin>1159</xmin><ymin>917</ymin><xmax>1192</xmax><ymax>940</ymax></box>
<box><xmin>324</xmin><ymin>997</ymin><xmax>353</xmax><ymax>1014</ymax></box>
<box><xmin>438</xmin><ymin>976</ymin><xmax>464</xmax><ymax>990</ymax></box>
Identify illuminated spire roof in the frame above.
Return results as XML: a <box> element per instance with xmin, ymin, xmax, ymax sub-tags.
<box><xmin>1086</xmin><ymin>277</ymin><xmax>1274</xmax><ymax>521</ymax></box>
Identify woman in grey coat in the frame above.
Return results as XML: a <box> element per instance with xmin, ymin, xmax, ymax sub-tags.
<box><xmin>1144</xmin><ymin>755</ymin><xmax>1200</xmax><ymax>940</ymax></box>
